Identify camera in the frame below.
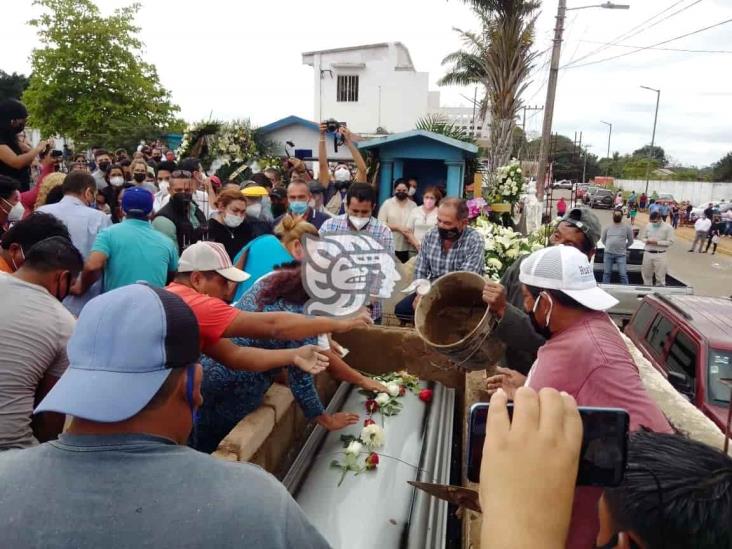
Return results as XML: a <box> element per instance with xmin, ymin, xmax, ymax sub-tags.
<box><xmin>324</xmin><ymin>118</ymin><xmax>343</xmax><ymax>133</ymax></box>
<box><xmin>50</xmin><ymin>150</ymin><xmax>64</xmax><ymax>158</ymax></box>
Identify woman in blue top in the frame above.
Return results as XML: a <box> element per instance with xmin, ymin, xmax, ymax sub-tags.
<box><xmin>194</xmin><ymin>259</ymin><xmax>387</xmax><ymax>454</ymax></box>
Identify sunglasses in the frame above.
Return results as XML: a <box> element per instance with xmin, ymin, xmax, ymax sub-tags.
<box><xmin>171</xmin><ymin>170</ymin><xmax>192</xmax><ymax>178</ymax></box>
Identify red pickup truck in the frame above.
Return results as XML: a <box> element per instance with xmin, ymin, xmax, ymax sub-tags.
<box><xmin>625</xmin><ymin>295</ymin><xmax>732</xmax><ymax>432</ymax></box>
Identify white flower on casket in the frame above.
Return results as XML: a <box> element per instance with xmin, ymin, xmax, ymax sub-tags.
<box><xmin>360</xmin><ymin>423</ymin><xmax>385</xmax><ymax>449</ymax></box>
<box><xmin>386</xmin><ymin>382</ymin><xmax>401</xmax><ymax>397</ymax></box>
<box><xmin>375</xmin><ymin>393</ymin><xmax>390</xmax><ymax>406</ymax></box>
<box><xmin>345</xmin><ymin>440</ymin><xmax>363</xmax><ymax>457</ymax></box>
<box><xmin>487</xmin><ymin>257</ymin><xmax>503</xmax><ymax>270</ymax></box>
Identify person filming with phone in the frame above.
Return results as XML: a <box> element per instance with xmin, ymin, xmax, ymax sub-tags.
<box><xmin>483</xmin><ymin>244</ymin><xmax>671</xmax><ymax>548</ymax></box>
<box><xmin>318</xmin><ymin>121</ymin><xmax>368</xmax><ymax>216</ymax></box>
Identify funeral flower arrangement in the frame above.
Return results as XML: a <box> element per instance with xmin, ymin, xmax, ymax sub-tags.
<box><xmin>474</xmin><ymin>216</ymin><xmax>546</xmax><ymax>280</ymax></box>
<box><xmin>330</xmin><ymin>371</ymin><xmax>432</xmax><ymax>486</ymax></box>
<box><xmin>210</xmin><ymin>120</ymin><xmax>258</xmax><ymax>167</ymax></box>
<box><xmin>488</xmin><ymin>159</ymin><xmax>525</xmax><ymax>205</ymax></box>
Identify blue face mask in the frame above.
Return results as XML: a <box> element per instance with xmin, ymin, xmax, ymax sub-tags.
<box><xmin>289</xmin><ymin>200</ymin><xmax>308</xmax><ymax>216</ymax></box>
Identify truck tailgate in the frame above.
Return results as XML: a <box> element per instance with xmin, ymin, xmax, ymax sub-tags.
<box><xmin>600</xmin><ymin>281</ymin><xmax>693</xmax><ymax>318</ymax></box>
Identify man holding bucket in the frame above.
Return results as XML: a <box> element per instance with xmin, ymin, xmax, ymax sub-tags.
<box><xmin>394</xmin><ymin>198</ymin><xmax>485</xmax><ymax>323</ymax></box>
<box><xmin>482</xmin><ymin>207</ymin><xmax>601</xmax><ymax>375</ymax></box>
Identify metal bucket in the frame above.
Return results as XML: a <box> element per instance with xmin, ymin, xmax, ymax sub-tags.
<box><xmin>414</xmin><ymin>271</ymin><xmax>505</xmax><ymax>372</ymax></box>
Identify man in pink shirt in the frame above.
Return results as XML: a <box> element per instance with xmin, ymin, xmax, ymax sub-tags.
<box><xmin>488</xmin><ymin>244</ymin><xmax>671</xmax><ymax>548</ymax></box>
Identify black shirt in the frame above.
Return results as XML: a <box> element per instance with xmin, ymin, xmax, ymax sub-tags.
<box><xmin>273</xmin><ymin>208</ymin><xmax>330</xmax><ymax>230</ymax></box>
<box><xmin>208</xmin><ymin>216</ymin><xmax>273</xmax><ymax>261</ymax></box>
<box><xmin>0</xmin><ymin>134</ymin><xmax>31</xmax><ymax>191</ymax></box>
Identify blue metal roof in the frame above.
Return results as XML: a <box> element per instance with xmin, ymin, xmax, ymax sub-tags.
<box><xmin>258</xmin><ymin>115</ymin><xmax>319</xmax><ymax>134</ymax></box>
<box><xmin>357</xmin><ymin>129</ymin><xmax>478</xmax><ymax>155</ymax></box>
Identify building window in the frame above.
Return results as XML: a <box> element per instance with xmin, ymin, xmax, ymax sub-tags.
<box><xmin>337</xmin><ymin>75</ymin><xmax>359</xmax><ymax>102</ymax></box>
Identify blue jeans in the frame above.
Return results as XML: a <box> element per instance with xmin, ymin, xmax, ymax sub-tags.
<box><xmin>603</xmin><ymin>252</ymin><xmax>629</xmax><ymax>284</ymax></box>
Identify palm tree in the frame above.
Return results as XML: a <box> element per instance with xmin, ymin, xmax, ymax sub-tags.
<box><xmin>439</xmin><ymin>1</ymin><xmax>540</xmax><ymax>172</ymax></box>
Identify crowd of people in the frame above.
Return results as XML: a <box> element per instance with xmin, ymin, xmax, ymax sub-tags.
<box><xmin>1</xmin><ymin>96</ymin><xmax>730</xmax><ymax>548</ymax></box>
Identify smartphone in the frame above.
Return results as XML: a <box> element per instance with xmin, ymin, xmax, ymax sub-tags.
<box><xmin>467</xmin><ymin>402</ymin><xmax>629</xmax><ymax>486</ymax></box>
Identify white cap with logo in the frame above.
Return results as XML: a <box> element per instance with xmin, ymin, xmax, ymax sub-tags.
<box><xmin>519</xmin><ymin>245</ymin><xmax>618</xmax><ymax>311</ymax></box>
<box><xmin>178</xmin><ymin>241</ymin><xmax>250</xmax><ymax>283</ymax></box>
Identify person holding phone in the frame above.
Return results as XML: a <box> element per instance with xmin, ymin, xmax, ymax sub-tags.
<box><xmin>485</xmin><ymin>244</ymin><xmax>671</xmax><ymax>548</ymax></box>
<box><xmin>0</xmin><ymin>99</ymin><xmax>53</xmax><ymax>192</ymax></box>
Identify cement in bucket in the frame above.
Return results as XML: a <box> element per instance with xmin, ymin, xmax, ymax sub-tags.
<box><xmin>414</xmin><ymin>271</ymin><xmax>505</xmax><ymax>372</ymax></box>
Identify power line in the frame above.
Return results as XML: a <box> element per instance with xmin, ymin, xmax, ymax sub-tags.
<box><xmin>579</xmin><ymin>39</ymin><xmax>732</xmax><ymax>54</ymax></box>
<box><xmin>564</xmin><ymin>17</ymin><xmax>732</xmax><ymax>70</ymax></box>
<box><xmin>561</xmin><ymin>0</ymin><xmax>690</xmax><ymax>68</ymax></box>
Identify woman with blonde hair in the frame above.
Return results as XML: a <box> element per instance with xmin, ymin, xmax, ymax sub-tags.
<box><xmin>33</xmin><ymin>172</ymin><xmax>66</xmax><ymax>210</ymax></box>
<box><xmin>207</xmin><ymin>188</ymin><xmax>263</xmax><ymax>260</ymax></box>
<box><xmin>231</xmin><ymin>214</ymin><xmax>318</xmax><ymax>302</ymax></box>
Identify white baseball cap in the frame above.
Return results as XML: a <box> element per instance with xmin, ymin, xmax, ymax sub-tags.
<box><xmin>519</xmin><ymin>245</ymin><xmax>618</xmax><ymax>311</ymax></box>
<box><xmin>178</xmin><ymin>241</ymin><xmax>250</xmax><ymax>283</ymax></box>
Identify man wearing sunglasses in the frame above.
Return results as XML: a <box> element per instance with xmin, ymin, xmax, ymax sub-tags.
<box><xmin>152</xmin><ymin>169</ymin><xmax>207</xmax><ymax>252</ymax></box>
<box><xmin>482</xmin><ymin>207</ymin><xmax>602</xmax><ymax>376</ymax></box>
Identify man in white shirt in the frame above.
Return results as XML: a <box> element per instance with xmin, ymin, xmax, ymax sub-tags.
<box><xmin>639</xmin><ymin>211</ymin><xmax>674</xmax><ymax>286</ymax></box>
<box><xmin>689</xmin><ymin>214</ymin><xmax>712</xmax><ymax>253</ymax></box>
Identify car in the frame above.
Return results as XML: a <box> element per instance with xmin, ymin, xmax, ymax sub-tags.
<box><xmin>553</xmin><ymin>179</ymin><xmax>573</xmax><ymax>190</ymax></box>
<box><xmin>657</xmin><ymin>193</ymin><xmax>676</xmax><ymax>203</ymax></box>
<box><xmin>625</xmin><ymin>295</ymin><xmax>732</xmax><ymax>432</ymax></box>
<box><xmin>589</xmin><ymin>189</ymin><xmax>614</xmax><ymax>208</ymax></box>
<box><xmin>689</xmin><ymin>201</ymin><xmax>730</xmax><ymax>221</ymax></box>
<box><xmin>576</xmin><ymin>184</ymin><xmax>590</xmax><ymax>199</ymax></box>
<box><xmin>582</xmin><ymin>186</ymin><xmax>600</xmax><ymax>204</ymax></box>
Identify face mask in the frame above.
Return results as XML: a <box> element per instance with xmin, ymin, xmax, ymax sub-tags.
<box><xmin>349</xmin><ymin>215</ymin><xmax>370</xmax><ymax>230</ymax></box>
<box><xmin>335</xmin><ymin>180</ymin><xmax>350</xmax><ymax>192</ymax></box>
<box><xmin>334</xmin><ymin>167</ymin><xmax>351</xmax><ymax>183</ymax></box>
<box><xmin>438</xmin><ymin>227</ymin><xmax>462</xmax><ymax>241</ymax></box>
<box><xmin>529</xmin><ymin>293</ymin><xmax>553</xmax><ymax>339</ymax></box>
<box><xmin>2</xmin><ymin>198</ymin><xmax>24</xmax><ymax>222</ymax></box>
<box><xmin>110</xmin><ymin>176</ymin><xmax>125</xmax><ymax>187</ymax></box>
<box><xmin>423</xmin><ymin>198</ymin><xmax>436</xmax><ymax>210</ymax></box>
<box><xmin>133</xmin><ymin>173</ymin><xmax>146</xmax><ymax>184</ymax></box>
<box><xmin>55</xmin><ymin>272</ymin><xmax>71</xmax><ymax>302</ymax></box>
<box><xmin>153</xmin><ymin>156</ymin><xmax>162</xmax><ymax>162</ymax></box>
<box><xmin>395</xmin><ymin>191</ymin><xmax>408</xmax><ymax>201</ymax></box>
<box><xmin>10</xmin><ymin>245</ymin><xmax>24</xmax><ymax>271</ymax></box>
<box><xmin>97</xmin><ymin>161</ymin><xmax>110</xmax><ymax>172</ymax></box>
<box><xmin>289</xmin><ymin>200</ymin><xmax>308</xmax><ymax>216</ymax></box>
<box><xmin>171</xmin><ymin>192</ymin><xmax>192</xmax><ymax>210</ymax></box>
<box><xmin>408</xmin><ymin>187</ymin><xmax>416</xmax><ymax>196</ymax></box>
<box><xmin>224</xmin><ymin>213</ymin><xmax>244</xmax><ymax>228</ymax></box>
<box><xmin>246</xmin><ymin>203</ymin><xmax>262</xmax><ymax>218</ymax></box>
<box><xmin>613</xmin><ymin>214</ymin><xmax>622</xmax><ymax>222</ymax></box>
<box><xmin>158</xmin><ymin>181</ymin><xmax>169</xmax><ymax>194</ymax></box>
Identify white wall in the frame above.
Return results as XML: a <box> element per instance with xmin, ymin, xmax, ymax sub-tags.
<box><xmin>263</xmin><ymin>124</ymin><xmax>352</xmax><ymax>161</ymax></box>
<box><xmin>305</xmin><ymin>43</ymin><xmax>430</xmax><ymax>134</ymax></box>
<box><xmin>616</xmin><ymin>179</ymin><xmax>732</xmax><ymax>205</ymax></box>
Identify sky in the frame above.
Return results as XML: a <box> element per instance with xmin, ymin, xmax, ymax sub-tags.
<box><xmin>3</xmin><ymin>0</ymin><xmax>731</xmax><ymax>167</ymax></box>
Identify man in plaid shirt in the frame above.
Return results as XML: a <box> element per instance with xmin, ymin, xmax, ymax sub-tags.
<box><xmin>395</xmin><ymin>198</ymin><xmax>484</xmax><ymax>322</ymax></box>
<box><xmin>319</xmin><ymin>183</ymin><xmax>394</xmax><ymax>323</ymax></box>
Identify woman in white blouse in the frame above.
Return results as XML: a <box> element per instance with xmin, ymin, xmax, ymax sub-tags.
<box><xmin>405</xmin><ymin>186</ymin><xmax>442</xmax><ymax>252</ymax></box>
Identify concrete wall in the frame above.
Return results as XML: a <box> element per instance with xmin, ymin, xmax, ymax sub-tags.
<box><xmin>616</xmin><ymin>179</ymin><xmax>732</xmax><ymax>204</ymax></box>
<box><xmin>305</xmin><ymin>43</ymin><xmax>430</xmax><ymax>134</ymax></box>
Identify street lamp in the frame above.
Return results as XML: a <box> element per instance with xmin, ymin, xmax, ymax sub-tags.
<box><xmin>600</xmin><ymin>120</ymin><xmax>612</xmax><ymax>175</ymax></box>
<box><xmin>536</xmin><ymin>1</ymin><xmax>630</xmax><ymax>199</ymax></box>
<box><xmin>640</xmin><ymin>85</ymin><xmax>661</xmax><ymax>197</ymax></box>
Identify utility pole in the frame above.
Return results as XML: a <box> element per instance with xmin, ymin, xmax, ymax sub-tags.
<box><xmin>600</xmin><ymin>120</ymin><xmax>612</xmax><ymax>176</ymax></box>
<box><xmin>582</xmin><ymin>145</ymin><xmax>592</xmax><ymax>183</ymax></box>
<box><xmin>641</xmin><ymin>86</ymin><xmax>661</xmax><ymax>197</ymax></box>
<box><xmin>521</xmin><ymin>105</ymin><xmax>543</xmax><ymax>132</ymax></box>
<box><xmin>472</xmin><ymin>87</ymin><xmax>478</xmax><ymax>137</ymax></box>
<box><xmin>536</xmin><ymin>0</ymin><xmax>566</xmax><ymax>199</ymax></box>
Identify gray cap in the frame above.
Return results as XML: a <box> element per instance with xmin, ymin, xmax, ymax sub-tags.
<box><xmin>561</xmin><ymin>207</ymin><xmax>601</xmax><ymax>248</ymax></box>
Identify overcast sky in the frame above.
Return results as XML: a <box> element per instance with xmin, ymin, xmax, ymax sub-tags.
<box><xmin>3</xmin><ymin>0</ymin><xmax>731</xmax><ymax>166</ymax></box>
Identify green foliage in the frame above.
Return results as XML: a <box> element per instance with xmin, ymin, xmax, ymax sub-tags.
<box><xmin>632</xmin><ymin>145</ymin><xmax>667</xmax><ymax>166</ymax></box>
<box><xmin>526</xmin><ymin>135</ymin><xmax>599</xmax><ymax>182</ymax></box>
<box><xmin>0</xmin><ymin>71</ymin><xmax>30</xmax><ymax>101</ymax></box>
<box><xmin>22</xmin><ymin>0</ymin><xmax>179</xmax><ymax>150</ymax></box>
<box><xmin>712</xmin><ymin>152</ymin><xmax>732</xmax><ymax>182</ymax></box>
<box><xmin>415</xmin><ymin>114</ymin><xmax>479</xmax><ymax>181</ymax></box>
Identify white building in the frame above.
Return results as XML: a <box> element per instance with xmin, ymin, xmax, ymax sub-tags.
<box><xmin>302</xmin><ymin>42</ymin><xmax>487</xmax><ymax>138</ymax></box>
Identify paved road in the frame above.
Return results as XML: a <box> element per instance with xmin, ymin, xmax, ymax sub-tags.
<box><xmin>549</xmin><ymin>190</ymin><xmax>732</xmax><ymax>297</ymax></box>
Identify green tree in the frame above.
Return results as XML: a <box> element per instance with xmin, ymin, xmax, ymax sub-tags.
<box><xmin>0</xmin><ymin>71</ymin><xmax>30</xmax><ymax>101</ymax></box>
<box><xmin>525</xmin><ymin>134</ymin><xmax>599</xmax><ymax>182</ymax></box>
<box><xmin>23</xmin><ymin>0</ymin><xmax>179</xmax><ymax>149</ymax></box>
<box><xmin>632</xmin><ymin>145</ymin><xmax>666</xmax><ymax>166</ymax></box>
<box><xmin>439</xmin><ymin>0</ymin><xmax>540</xmax><ymax>171</ymax></box>
<box><xmin>415</xmin><ymin>114</ymin><xmax>479</xmax><ymax>181</ymax></box>
<box><xmin>712</xmin><ymin>152</ymin><xmax>732</xmax><ymax>182</ymax></box>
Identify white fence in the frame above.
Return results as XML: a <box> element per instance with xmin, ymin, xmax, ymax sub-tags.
<box><xmin>615</xmin><ymin>179</ymin><xmax>731</xmax><ymax>205</ymax></box>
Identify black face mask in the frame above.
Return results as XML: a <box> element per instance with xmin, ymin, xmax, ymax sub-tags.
<box><xmin>271</xmin><ymin>203</ymin><xmax>287</xmax><ymax>217</ymax></box>
<box><xmin>335</xmin><ymin>181</ymin><xmax>350</xmax><ymax>191</ymax></box>
<box><xmin>438</xmin><ymin>227</ymin><xmax>462</xmax><ymax>241</ymax></box>
<box><xmin>55</xmin><ymin>272</ymin><xmax>71</xmax><ymax>302</ymax></box>
<box><xmin>97</xmin><ymin>161</ymin><xmax>111</xmax><ymax>172</ymax></box>
<box><xmin>152</xmin><ymin>156</ymin><xmax>162</xmax><ymax>162</ymax></box>
<box><xmin>395</xmin><ymin>192</ymin><xmax>408</xmax><ymax>200</ymax></box>
<box><xmin>133</xmin><ymin>173</ymin><xmax>146</xmax><ymax>183</ymax></box>
<box><xmin>171</xmin><ymin>192</ymin><xmax>193</xmax><ymax>210</ymax></box>
<box><xmin>529</xmin><ymin>309</ymin><xmax>552</xmax><ymax>339</ymax></box>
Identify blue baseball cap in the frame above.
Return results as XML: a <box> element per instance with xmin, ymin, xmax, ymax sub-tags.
<box><xmin>35</xmin><ymin>284</ymin><xmax>200</xmax><ymax>422</ymax></box>
<box><xmin>122</xmin><ymin>186</ymin><xmax>154</xmax><ymax>217</ymax></box>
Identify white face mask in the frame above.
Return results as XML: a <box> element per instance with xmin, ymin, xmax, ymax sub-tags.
<box><xmin>158</xmin><ymin>181</ymin><xmax>169</xmax><ymax>195</ymax></box>
<box><xmin>246</xmin><ymin>203</ymin><xmax>262</xmax><ymax>218</ymax></box>
<box><xmin>110</xmin><ymin>176</ymin><xmax>125</xmax><ymax>187</ymax></box>
<box><xmin>224</xmin><ymin>213</ymin><xmax>244</xmax><ymax>228</ymax></box>
<box><xmin>308</xmin><ymin>199</ymin><xmax>317</xmax><ymax>209</ymax></box>
<box><xmin>3</xmin><ymin>198</ymin><xmax>24</xmax><ymax>222</ymax></box>
<box><xmin>408</xmin><ymin>187</ymin><xmax>416</xmax><ymax>196</ymax></box>
<box><xmin>334</xmin><ymin>167</ymin><xmax>351</xmax><ymax>182</ymax></box>
<box><xmin>349</xmin><ymin>215</ymin><xmax>370</xmax><ymax>230</ymax></box>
